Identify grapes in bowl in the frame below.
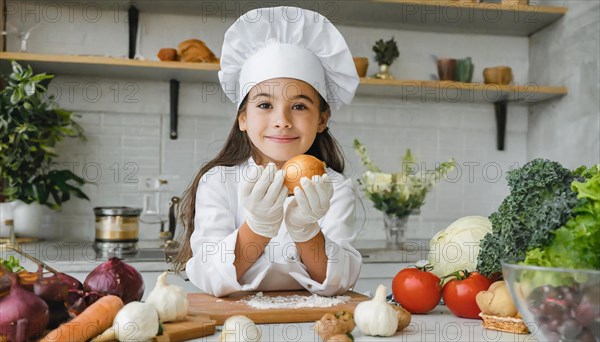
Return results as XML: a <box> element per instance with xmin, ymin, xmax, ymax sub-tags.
<box><xmin>501</xmin><ymin>262</ymin><xmax>599</xmax><ymax>342</ymax></box>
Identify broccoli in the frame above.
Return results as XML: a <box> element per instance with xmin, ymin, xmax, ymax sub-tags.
<box><xmin>476</xmin><ymin>159</ymin><xmax>581</xmax><ymax>277</ymax></box>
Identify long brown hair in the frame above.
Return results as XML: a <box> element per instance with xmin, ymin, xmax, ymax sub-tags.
<box><xmin>172</xmin><ymin>93</ymin><xmax>345</xmax><ymax>272</ymax></box>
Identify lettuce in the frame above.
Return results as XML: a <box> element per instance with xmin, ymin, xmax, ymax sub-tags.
<box><xmin>523</xmin><ymin>165</ymin><xmax>600</xmax><ymax>270</ymax></box>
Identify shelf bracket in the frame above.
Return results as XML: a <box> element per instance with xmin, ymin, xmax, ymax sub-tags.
<box><xmin>494</xmin><ymin>101</ymin><xmax>508</xmax><ymax>151</ymax></box>
<box><xmin>170</xmin><ymin>79</ymin><xmax>180</xmax><ymax>140</ymax></box>
<box><xmin>128</xmin><ymin>5</ymin><xmax>139</xmax><ymax>59</ymax></box>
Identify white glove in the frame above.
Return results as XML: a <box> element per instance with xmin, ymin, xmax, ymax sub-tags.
<box><xmin>285</xmin><ymin>174</ymin><xmax>334</xmax><ymax>242</ymax></box>
<box><xmin>241</xmin><ymin>163</ymin><xmax>288</xmax><ymax>238</ymax></box>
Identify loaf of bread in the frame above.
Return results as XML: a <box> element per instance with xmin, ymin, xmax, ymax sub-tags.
<box><xmin>177</xmin><ymin>39</ymin><xmax>218</xmax><ymax>63</ymax></box>
<box><xmin>157</xmin><ymin>48</ymin><xmax>178</xmax><ymax>61</ymax></box>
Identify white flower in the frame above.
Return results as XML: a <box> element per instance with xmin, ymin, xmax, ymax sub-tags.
<box><xmin>364</xmin><ymin>171</ymin><xmax>392</xmax><ymax>192</ymax></box>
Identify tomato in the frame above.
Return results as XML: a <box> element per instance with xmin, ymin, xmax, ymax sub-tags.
<box><xmin>442</xmin><ymin>271</ymin><xmax>493</xmax><ymax>319</ymax></box>
<box><xmin>392</xmin><ymin>265</ymin><xmax>442</xmax><ymax>314</ymax></box>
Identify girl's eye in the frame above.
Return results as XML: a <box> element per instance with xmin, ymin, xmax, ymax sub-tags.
<box><xmin>292</xmin><ymin>104</ymin><xmax>307</xmax><ymax>110</ymax></box>
<box><xmin>258</xmin><ymin>103</ymin><xmax>272</xmax><ymax>109</ymax></box>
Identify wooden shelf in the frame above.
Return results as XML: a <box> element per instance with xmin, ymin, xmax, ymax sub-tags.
<box><xmin>358</xmin><ymin>78</ymin><xmax>567</xmax><ymax>103</ymax></box>
<box><xmin>0</xmin><ymin>52</ymin><xmax>567</xmax><ymax>104</ymax></box>
<box><xmin>0</xmin><ymin>52</ymin><xmax>220</xmax><ymax>83</ymax></box>
<box><xmin>330</xmin><ymin>0</ymin><xmax>567</xmax><ymax>37</ymax></box>
<box><xmin>69</xmin><ymin>0</ymin><xmax>567</xmax><ymax>37</ymax></box>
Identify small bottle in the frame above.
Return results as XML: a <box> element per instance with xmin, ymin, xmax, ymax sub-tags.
<box><xmin>5</xmin><ymin>219</ymin><xmax>16</xmax><ymax>245</ymax></box>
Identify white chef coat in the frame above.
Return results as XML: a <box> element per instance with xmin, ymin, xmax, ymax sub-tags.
<box><xmin>186</xmin><ymin>157</ymin><xmax>362</xmax><ymax>297</ymax></box>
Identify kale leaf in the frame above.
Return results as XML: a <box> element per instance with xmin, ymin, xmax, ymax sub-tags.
<box><xmin>523</xmin><ymin>165</ymin><xmax>600</xmax><ymax>271</ymax></box>
<box><xmin>476</xmin><ymin>159</ymin><xmax>581</xmax><ymax>277</ymax></box>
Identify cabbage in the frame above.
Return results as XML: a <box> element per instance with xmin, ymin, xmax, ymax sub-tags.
<box><xmin>428</xmin><ymin>216</ymin><xmax>492</xmax><ymax>277</ymax></box>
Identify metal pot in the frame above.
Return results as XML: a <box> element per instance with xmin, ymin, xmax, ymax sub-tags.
<box><xmin>93</xmin><ymin>206</ymin><xmax>142</xmax><ymax>257</ymax></box>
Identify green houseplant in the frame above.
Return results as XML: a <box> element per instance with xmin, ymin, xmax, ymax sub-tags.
<box><xmin>372</xmin><ymin>37</ymin><xmax>400</xmax><ymax>80</ymax></box>
<box><xmin>0</xmin><ymin>61</ymin><xmax>88</xmax><ymax>236</ymax></box>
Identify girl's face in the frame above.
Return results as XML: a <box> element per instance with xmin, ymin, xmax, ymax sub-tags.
<box><xmin>239</xmin><ymin>78</ymin><xmax>329</xmax><ymax>167</ymax></box>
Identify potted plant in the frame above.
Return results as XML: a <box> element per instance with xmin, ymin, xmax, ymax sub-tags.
<box><xmin>0</xmin><ymin>61</ymin><xmax>89</xmax><ymax>238</ymax></box>
<box><xmin>354</xmin><ymin>139</ymin><xmax>455</xmax><ymax>246</ymax></box>
<box><xmin>372</xmin><ymin>37</ymin><xmax>400</xmax><ymax>79</ymax></box>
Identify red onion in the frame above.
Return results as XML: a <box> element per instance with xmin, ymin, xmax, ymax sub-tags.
<box><xmin>34</xmin><ymin>268</ymin><xmax>83</xmax><ymax>302</ymax></box>
<box><xmin>0</xmin><ymin>266</ymin><xmax>49</xmax><ymax>342</ymax></box>
<box><xmin>66</xmin><ymin>289</ymin><xmax>104</xmax><ymax>316</ymax></box>
<box><xmin>83</xmin><ymin>257</ymin><xmax>144</xmax><ymax>304</ymax></box>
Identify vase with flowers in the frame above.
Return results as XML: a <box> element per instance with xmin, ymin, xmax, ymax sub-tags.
<box><xmin>354</xmin><ymin>139</ymin><xmax>455</xmax><ymax>246</ymax></box>
<box><xmin>372</xmin><ymin>37</ymin><xmax>400</xmax><ymax>80</ymax></box>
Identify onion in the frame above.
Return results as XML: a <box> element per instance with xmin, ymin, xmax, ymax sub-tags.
<box><xmin>0</xmin><ymin>266</ymin><xmax>50</xmax><ymax>341</ymax></box>
<box><xmin>66</xmin><ymin>289</ymin><xmax>104</xmax><ymax>316</ymax></box>
<box><xmin>282</xmin><ymin>155</ymin><xmax>326</xmax><ymax>194</ymax></box>
<box><xmin>34</xmin><ymin>268</ymin><xmax>83</xmax><ymax>302</ymax></box>
<box><xmin>84</xmin><ymin>257</ymin><xmax>144</xmax><ymax>304</ymax></box>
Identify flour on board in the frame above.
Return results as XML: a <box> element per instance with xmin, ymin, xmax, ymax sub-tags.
<box><xmin>240</xmin><ymin>292</ymin><xmax>351</xmax><ymax>309</ymax></box>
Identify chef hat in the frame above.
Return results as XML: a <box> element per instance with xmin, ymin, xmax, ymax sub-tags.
<box><xmin>218</xmin><ymin>6</ymin><xmax>359</xmax><ymax>111</ymax></box>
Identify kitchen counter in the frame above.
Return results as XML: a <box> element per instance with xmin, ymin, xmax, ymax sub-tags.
<box><xmin>0</xmin><ymin>240</ymin><xmax>169</xmax><ymax>272</ymax></box>
<box><xmin>354</xmin><ymin>239</ymin><xmax>430</xmax><ymax>263</ymax></box>
<box><xmin>1</xmin><ymin>240</ymin><xmax>541</xmax><ymax>341</ymax></box>
<box><xmin>0</xmin><ymin>239</ymin><xmax>427</xmax><ymax>294</ymax></box>
<box><xmin>1</xmin><ymin>239</ymin><xmax>430</xmax><ymax>272</ymax></box>
<box><xmin>196</xmin><ymin>305</ymin><xmax>539</xmax><ymax>341</ymax></box>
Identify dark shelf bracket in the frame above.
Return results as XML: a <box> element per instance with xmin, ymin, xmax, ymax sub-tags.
<box><xmin>494</xmin><ymin>101</ymin><xmax>508</xmax><ymax>151</ymax></box>
<box><xmin>128</xmin><ymin>5</ymin><xmax>139</xmax><ymax>59</ymax></box>
<box><xmin>170</xmin><ymin>79</ymin><xmax>180</xmax><ymax>140</ymax></box>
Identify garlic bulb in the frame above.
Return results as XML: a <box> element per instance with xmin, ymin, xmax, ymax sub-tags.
<box><xmin>114</xmin><ymin>301</ymin><xmax>160</xmax><ymax>342</ymax></box>
<box><xmin>219</xmin><ymin>315</ymin><xmax>261</xmax><ymax>342</ymax></box>
<box><xmin>145</xmin><ymin>272</ymin><xmax>189</xmax><ymax>322</ymax></box>
<box><xmin>354</xmin><ymin>284</ymin><xmax>398</xmax><ymax>336</ymax></box>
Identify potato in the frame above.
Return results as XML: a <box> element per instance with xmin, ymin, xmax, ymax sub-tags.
<box><xmin>392</xmin><ymin>305</ymin><xmax>412</xmax><ymax>331</ymax></box>
<box><xmin>327</xmin><ymin>333</ymin><xmax>353</xmax><ymax>342</ymax></box>
<box><xmin>314</xmin><ymin>311</ymin><xmax>356</xmax><ymax>341</ymax></box>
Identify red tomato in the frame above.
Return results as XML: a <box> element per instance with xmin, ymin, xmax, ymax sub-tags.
<box><xmin>442</xmin><ymin>271</ymin><xmax>493</xmax><ymax>319</ymax></box>
<box><xmin>392</xmin><ymin>265</ymin><xmax>442</xmax><ymax>314</ymax></box>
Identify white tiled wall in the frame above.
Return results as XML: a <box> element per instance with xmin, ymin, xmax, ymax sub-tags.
<box><xmin>5</xmin><ymin>3</ymin><xmax>532</xmax><ymax>241</ymax></box>
<box><xmin>528</xmin><ymin>0</ymin><xmax>600</xmax><ymax>168</ymax></box>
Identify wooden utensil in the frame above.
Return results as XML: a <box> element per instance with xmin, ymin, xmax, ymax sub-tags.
<box><xmin>154</xmin><ymin>315</ymin><xmax>216</xmax><ymax>342</ymax></box>
<box><xmin>187</xmin><ymin>290</ymin><xmax>370</xmax><ymax>325</ymax></box>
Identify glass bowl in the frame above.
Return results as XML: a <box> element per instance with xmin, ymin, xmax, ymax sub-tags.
<box><xmin>501</xmin><ymin>262</ymin><xmax>599</xmax><ymax>341</ymax></box>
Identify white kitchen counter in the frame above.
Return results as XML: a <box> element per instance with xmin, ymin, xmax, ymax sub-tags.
<box><xmin>1</xmin><ymin>239</ymin><xmax>430</xmax><ymax>272</ymax></box>
<box><xmin>199</xmin><ymin>305</ymin><xmax>540</xmax><ymax>342</ymax></box>
<box><xmin>0</xmin><ymin>239</ymin><xmax>429</xmax><ymax>295</ymax></box>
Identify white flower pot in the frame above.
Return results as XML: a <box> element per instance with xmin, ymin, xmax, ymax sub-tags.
<box><xmin>13</xmin><ymin>201</ymin><xmax>44</xmax><ymax>238</ymax></box>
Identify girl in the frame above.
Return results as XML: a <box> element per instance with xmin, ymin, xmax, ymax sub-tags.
<box><xmin>174</xmin><ymin>6</ymin><xmax>362</xmax><ymax>297</ymax></box>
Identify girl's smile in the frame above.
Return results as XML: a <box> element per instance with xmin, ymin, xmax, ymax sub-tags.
<box><xmin>265</xmin><ymin>135</ymin><xmax>300</xmax><ymax>143</ymax></box>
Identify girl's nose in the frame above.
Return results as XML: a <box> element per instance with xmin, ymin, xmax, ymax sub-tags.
<box><xmin>273</xmin><ymin>108</ymin><xmax>292</xmax><ymax>128</ymax></box>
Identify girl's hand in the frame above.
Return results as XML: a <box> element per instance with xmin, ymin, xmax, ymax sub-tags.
<box><xmin>241</xmin><ymin>163</ymin><xmax>288</xmax><ymax>238</ymax></box>
<box><xmin>285</xmin><ymin>174</ymin><xmax>333</xmax><ymax>242</ymax></box>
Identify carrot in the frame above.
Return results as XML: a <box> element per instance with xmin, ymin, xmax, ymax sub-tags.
<box><xmin>40</xmin><ymin>295</ymin><xmax>124</xmax><ymax>342</ymax></box>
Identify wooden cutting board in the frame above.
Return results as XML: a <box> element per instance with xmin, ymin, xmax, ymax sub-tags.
<box><xmin>187</xmin><ymin>290</ymin><xmax>369</xmax><ymax>325</ymax></box>
<box><xmin>154</xmin><ymin>315</ymin><xmax>216</xmax><ymax>342</ymax></box>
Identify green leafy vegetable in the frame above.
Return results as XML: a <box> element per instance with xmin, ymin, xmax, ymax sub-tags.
<box><xmin>523</xmin><ymin>165</ymin><xmax>600</xmax><ymax>270</ymax></box>
<box><xmin>0</xmin><ymin>255</ymin><xmax>25</xmax><ymax>273</ymax></box>
<box><xmin>476</xmin><ymin>159</ymin><xmax>581</xmax><ymax>277</ymax></box>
